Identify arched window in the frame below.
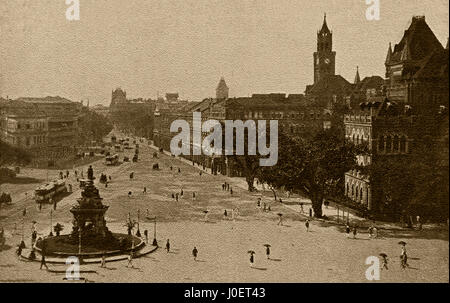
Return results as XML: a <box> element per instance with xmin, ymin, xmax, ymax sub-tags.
<box><xmin>360</xmin><ymin>188</ymin><xmax>363</xmax><ymax>202</ymax></box>
<box><xmin>379</xmin><ymin>136</ymin><xmax>385</xmax><ymax>153</ymax></box>
<box><xmin>393</xmin><ymin>135</ymin><xmax>399</xmax><ymax>152</ymax></box>
<box><xmin>356</xmin><ymin>186</ymin><xmax>359</xmax><ymax>200</ymax></box>
<box><xmin>400</xmin><ymin>136</ymin><xmax>406</xmax><ymax>153</ymax></box>
<box><xmin>385</xmin><ymin>135</ymin><xmax>392</xmax><ymax>152</ymax></box>
<box><xmin>351</xmin><ymin>185</ymin><xmax>354</xmax><ymax>196</ymax></box>
<box><xmin>346</xmin><ymin>184</ymin><xmax>349</xmax><ymax>196</ymax></box>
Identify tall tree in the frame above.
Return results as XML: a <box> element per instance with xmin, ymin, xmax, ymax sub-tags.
<box><xmin>259</xmin><ymin>129</ymin><xmax>361</xmax><ymax>217</ymax></box>
<box><xmin>0</xmin><ymin>140</ymin><xmax>32</xmax><ymax>167</ymax></box>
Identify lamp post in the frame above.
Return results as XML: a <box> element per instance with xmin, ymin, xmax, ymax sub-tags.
<box><xmin>136</xmin><ymin>209</ymin><xmax>141</xmax><ymax>237</ymax></box>
<box><xmin>78</xmin><ymin>226</ymin><xmax>82</xmax><ymax>260</ymax></box>
<box><xmin>49</xmin><ymin>209</ymin><xmax>53</xmax><ymax>236</ymax></box>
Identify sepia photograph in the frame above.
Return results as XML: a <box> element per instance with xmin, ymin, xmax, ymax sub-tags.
<box><xmin>0</xmin><ymin>0</ymin><xmax>448</xmax><ymax>290</ymax></box>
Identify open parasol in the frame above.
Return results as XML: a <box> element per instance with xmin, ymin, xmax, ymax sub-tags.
<box><xmin>263</xmin><ymin>244</ymin><xmax>271</xmax><ymax>247</ymax></box>
<box><xmin>379</xmin><ymin>253</ymin><xmax>388</xmax><ymax>257</ymax></box>
<box><xmin>247</xmin><ymin>250</ymin><xmax>255</xmax><ymax>254</ymax></box>
<box><xmin>398</xmin><ymin>241</ymin><xmax>407</xmax><ymax>246</ymax></box>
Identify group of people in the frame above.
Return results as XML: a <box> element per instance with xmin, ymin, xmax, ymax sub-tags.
<box><xmin>222</xmin><ymin>182</ymin><xmax>233</xmax><ymax>195</ymax></box>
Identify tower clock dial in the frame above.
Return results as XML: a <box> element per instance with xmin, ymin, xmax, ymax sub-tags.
<box><xmin>325</xmin><ymin>58</ymin><xmax>331</xmax><ymax>64</ymax></box>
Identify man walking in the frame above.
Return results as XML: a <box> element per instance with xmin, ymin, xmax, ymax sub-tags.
<box><xmin>126</xmin><ymin>252</ymin><xmax>134</xmax><ymax>268</ymax></box>
<box><xmin>40</xmin><ymin>252</ymin><xmax>48</xmax><ymax>270</ymax></box>
<box><xmin>346</xmin><ymin>225</ymin><xmax>351</xmax><ymax>238</ymax></box>
<box><xmin>100</xmin><ymin>254</ymin><xmax>107</xmax><ymax>268</ymax></box>
<box><xmin>353</xmin><ymin>226</ymin><xmax>358</xmax><ymax>239</ymax></box>
<box><xmin>166</xmin><ymin>239</ymin><xmax>170</xmax><ymax>253</ymax></box>
<box><xmin>305</xmin><ymin>219</ymin><xmax>310</xmax><ymax>232</ymax></box>
<box><xmin>144</xmin><ymin>230</ymin><xmax>148</xmax><ymax>244</ymax></box>
<box><xmin>192</xmin><ymin>246</ymin><xmax>198</xmax><ymax>261</ymax></box>
<box><xmin>266</xmin><ymin>246</ymin><xmax>271</xmax><ymax>260</ymax></box>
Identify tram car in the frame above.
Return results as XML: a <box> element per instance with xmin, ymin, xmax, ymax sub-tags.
<box><xmin>34</xmin><ymin>180</ymin><xmax>67</xmax><ymax>204</ymax></box>
<box><xmin>105</xmin><ymin>154</ymin><xmax>119</xmax><ymax>166</ymax></box>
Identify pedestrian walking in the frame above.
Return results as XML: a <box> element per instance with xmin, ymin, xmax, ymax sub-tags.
<box><xmin>100</xmin><ymin>254</ymin><xmax>107</xmax><ymax>268</ymax></box>
<box><xmin>400</xmin><ymin>245</ymin><xmax>409</xmax><ymax>269</ymax></box>
<box><xmin>309</xmin><ymin>208</ymin><xmax>312</xmax><ymax>217</ymax></box>
<box><xmin>178</xmin><ymin>168</ymin><xmax>181</xmax><ymax>173</ymax></box>
<box><xmin>266</xmin><ymin>246</ymin><xmax>271</xmax><ymax>259</ymax></box>
<box><xmin>180</xmin><ymin>189</ymin><xmax>183</xmax><ymax>197</ymax></box>
<box><xmin>305</xmin><ymin>219</ymin><xmax>310</xmax><ymax>232</ymax></box>
<box><xmin>192</xmin><ymin>247</ymin><xmax>198</xmax><ymax>261</ymax></box>
<box><xmin>249</xmin><ymin>253</ymin><xmax>254</xmax><ymax>267</ymax></box>
<box><xmin>300</xmin><ymin>203</ymin><xmax>304</xmax><ymax>213</ymax></box>
<box><xmin>263</xmin><ymin>202</ymin><xmax>266</xmax><ymax>212</ymax></box>
<box><xmin>31</xmin><ymin>230</ymin><xmax>37</xmax><ymax>247</ymax></box>
<box><xmin>257</xmin><ymin>198</ymin><xmax>261</xmax><ymax>208</ymax></box>
<box><xmin>346</xmin><ymin>225</ymin><xmax>351</xmax><ymax>238</ymax></box>
<box><xmin>143</xmin><ymin>187</ymin><xmax>147</xmax><ymax>194</ymax></box>
<box><xmin>52</xmin><ymin>199</ymin><xmax>57</xmax><ymax>211</ymax></box>
<box><xmin>353</xmin><ymin>226</ymin><xmax>358</xmax><ymax>239</ymax></box>
<box><xmin>192</xmin><ymin>192</ymin><xmax>196</xmax><ymax>201</ymax></box>
<box><xmin>126</xmin><ymin>252</ymin><xmax>134</xmax><ymax>268</ymax></box>
<box><xmin>381</xmin><ymin>254</ymin><xmax>389</xmax><ymax>270</ymax></box>
<box><xmin>171</xmin><ymin>193</ymin><xmax>175</xmax><ymax>199</ymax></box>
<box><xmin>175</xmin><ymin>193</ymin><xmax>179</xmax><ymax>202</ymax></box>
<box><xmin>230</xmin><ymin>187</ymin><xmax>233</xmax><ymax>195</ymax></box>
<box><xmin>40</xmin><ymin>253</ymin><xmax>48</xmax><ymax>270</ymax></box>
<box><xmin>166</xmin><ymin>239</ymin><xmax>170</xmax><ymax>253</ymax></box>
<box><xmin>128</xmin><ymin>191</ymin><xmax>132</xmax><ymax>198</ymax></box>
<box><xmin>144</xmin><ymin>230</ymin><xmax>148</xmax><ymax>244</ymax></box>
<box><xmin>223</xmin><ymin>209</ymin><xmax>228</xmax><ymax>219</ymax></box>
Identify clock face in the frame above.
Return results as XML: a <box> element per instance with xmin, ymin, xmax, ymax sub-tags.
<box><xmin>325</xmin><ymin>58</ymin><xmax>331</xmax><ymax>65</ymax></box>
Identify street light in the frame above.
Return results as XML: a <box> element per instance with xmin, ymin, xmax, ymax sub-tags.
<box><xmin>136</xmin><ymin>209</ymin><xmax>141</xmax><ymax>237</ymax></box>
<box><xmin>49</xmin><ymin>209</ymin><xmax>53</xmax><ymax>236</ymax></box>
<box><xmin>146</xmin><ymin>216</ymin><xmax>157</xmax><ymax>246</ymax></box>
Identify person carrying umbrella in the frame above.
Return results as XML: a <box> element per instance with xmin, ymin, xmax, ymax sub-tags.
<box><xmin>277</xmin><ymin>213</ymin><xmax>283</xmax><ymax>226</ymax></box>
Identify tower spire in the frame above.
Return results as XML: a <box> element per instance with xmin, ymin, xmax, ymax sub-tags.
<box><xmin>320</xmin><ymin>12</ymin><xmax>330</xmax><ymax>33</ymax></box>
<box><xmin>354</xmin><ymin>66</ymin><xmax>361</xmax><ymax>84</ymax></box>
<box><xmin>401</xmin><ymin>38</ymin><xmax>411</xmax><ymax>61</ymax></box>
<box><xmin>385</xmin><ymin>42</ymin><xmax>392</xmax><ymax>65</ymax></box>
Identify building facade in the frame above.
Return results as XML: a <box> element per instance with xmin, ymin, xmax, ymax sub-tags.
<box><xmin>0</xmin><ymin>96</ymin><xmax>80</xmax><ymax>149</ymax></box>
<box><xmin>344</xmin><ymin>16</ymin><xmax>449</xmax><ymax>218</ymax></box>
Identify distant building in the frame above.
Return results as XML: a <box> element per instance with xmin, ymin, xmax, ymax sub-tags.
<box><xmin>0</xmin><ymin>96</ymin><xmax>80</xmax><ymax>149</ymax></box>
<box><xmin>216</xmin><ymin>77</ymin><xmax>229</xmax><ymax>100</ymax></box>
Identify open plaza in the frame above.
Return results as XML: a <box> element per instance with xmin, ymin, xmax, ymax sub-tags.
<box><xmin>0</xmin><ymin>132</ymin><xmax>448</xmax><ymax>283</ymax></box>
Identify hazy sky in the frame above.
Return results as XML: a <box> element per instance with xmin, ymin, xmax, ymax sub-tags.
<box><xmin>0</xmin><ymin>0</ymin><xmax>448</xmax><ymax>105</ymax></box>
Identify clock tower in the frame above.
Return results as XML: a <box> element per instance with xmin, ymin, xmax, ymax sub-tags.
<box><xmin>313</xmin><ymin>14</ymin><xmax>336</xmax><ymax>83</ymax></box>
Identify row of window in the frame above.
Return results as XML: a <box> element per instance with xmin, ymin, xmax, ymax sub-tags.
<box><xmin>16</xmin><ymin>121</ymin><xmax>46</xmax><ymax>130</ymax></box>
<box><xmin>14</xmin><ymin>135</ymin><xmax>47</xmax><ymax>146</ymax></box>
<box><xmin>244</xmin><ymin>111</ymin><xmax>323</xmax><ymax>120</ymax></box>
<box><xmin>346</xmin><ymin>183</ymin><xmax>369</xmax><ymax>204</ymax></box>
<box><xmin>378</xmin><ymin>135</ymin><xmax>408</xmax><ymax>154</ymax></box>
